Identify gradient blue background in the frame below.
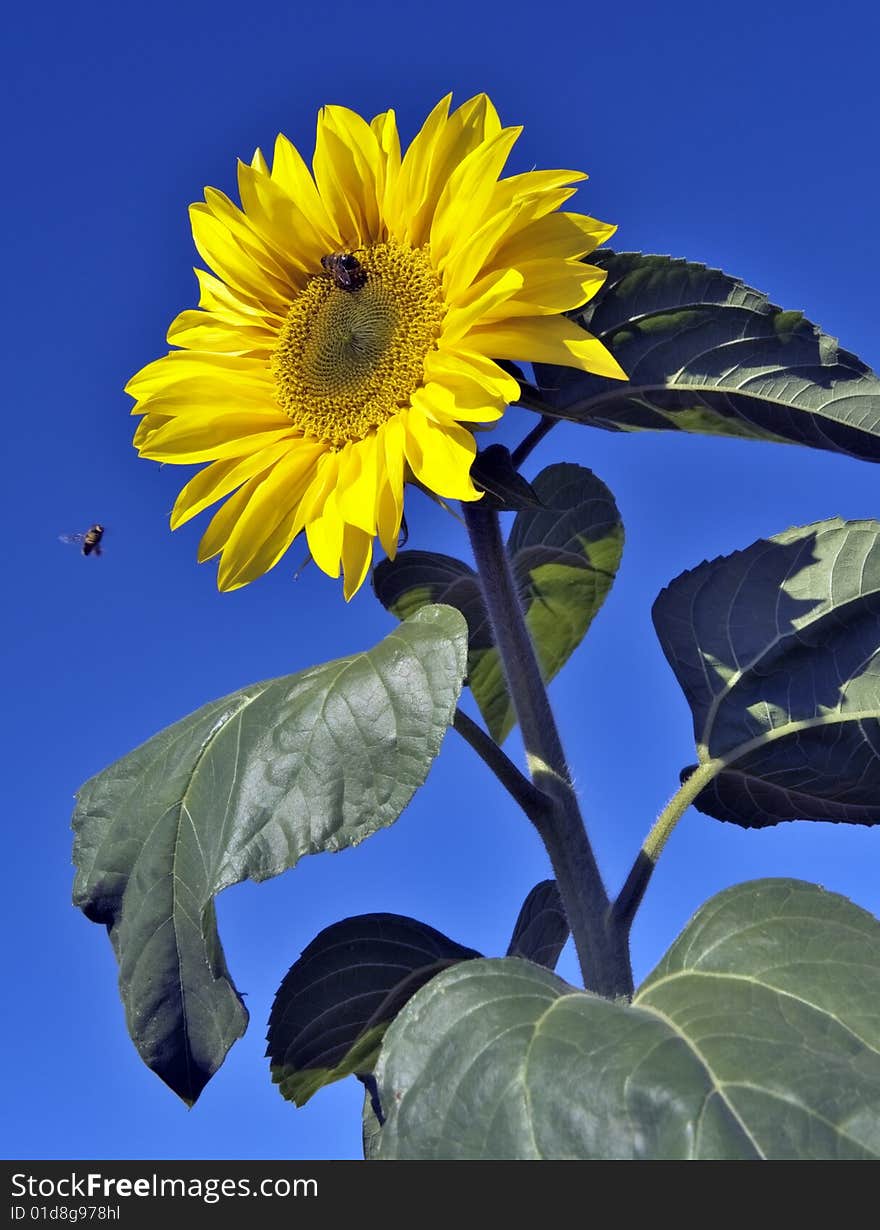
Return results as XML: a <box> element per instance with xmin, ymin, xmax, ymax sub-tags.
<box><xmin>4</xmin><ymin>0</ymin><xmax>879</xmax><ymax>1160</ymax></box>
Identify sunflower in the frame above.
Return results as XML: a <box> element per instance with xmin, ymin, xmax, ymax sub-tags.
<box><xmin>127</xmin><ymin>94</ymin><xmax>626</xmax><ymax>598</ymax></box>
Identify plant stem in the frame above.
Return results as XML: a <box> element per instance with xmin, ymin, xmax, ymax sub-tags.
<box><xmin>511</xmin><ymin>415</ymin><xmax>557</xmax><ymax>469</ymax></box>
<box><xmin>611</xmin><ymin>760</ymin><xmax>721</xmax><ymax>931</ymax></box>
<box><xmin>462</xmin><ymin>501</ymin><xmax>632</xmax><ymax>998</ymax></box>
<box><xmin>453</xmin><ymin>709</ymin><xmax>549</xmax><ymax>821</ymax></box>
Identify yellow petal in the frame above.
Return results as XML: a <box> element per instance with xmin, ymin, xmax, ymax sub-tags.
<box><xmin>482</xmin><ymin>260</ymin><xmax>607</xmax><ymax>320</ymax></box>
<box><xmin>202</xmin><ymin>189</ymin><xmax>299</xmax><ymax>296</ymax></box>
<box><xmin>189</xmin><ymin>203</ymin><xmax>292</xmax><ymax>311</ymax></box>
<box><xmin>465</xmin><ymin>316</ymin><xmax>628</xmax><ymax>380</ymax></box>
<box><xmin>251</xmin><ymin>147</ymin><xmax>269</xmax><ymax>175</ymax></box>
<box><xmin>411</xmin><ymin>379</ymin><xmax>505</xmax><ymax>425</ymax></box>
<box><xmin>170</xmin><ymin>437</ymin><xmax>297</xmax><ymax>529</ymax></box>
<box><xmin>392</xmin><ymin>95</ymin><xmax>505</xmax><ymax>246</ymax></box>
<box><xmin>166</xmin><ymin>309</ymin><xmax>276</xmax><ymax>356</ymax></box>
<box><xmin>389</xmin><ymin>94</ymin><xmax>452</xmax><ymax>243</ymax></box>
<box><xmin>454</xmin><ymin>93</ymin><xmax>502</xmax><ymax>142</ymax></box>
<box><xmin>217</xmin><ymin>442</ymin><xmax>325</xmax><ymax>589</ymax></box>
<box><xmin>491</xmin><ymin>212</ymin><xmax>616</xmax><ymax>269</ymax></box>
<box><xmin>313</xmin><ymin>108</ymin><xmax>381</xmax><ymax>247</ymax></box>
<box><xmin>429</xmin><ymin>127</ymin><xmax>522</xmax><ymax>267</ymax></box>
<box><xmin>218</xmin><ymin>523</ymin><xmax>299</xmax><ymax>591</ymax></box>
<box><xmin>442</xmin><ymin>170</ymin><xmax>585</xmax><ymax>273</ymax></box>
<box><xmin>341</xmin><ymin>524</ymin><xmax>374</xmax><ymax>600</ymax></box>
<box><xmin>237</xmin><ymin>159</ymin><xmax>333</xmax><ymax>276</ymax></box>
<box><xmin>293</xmin><ymin>451</ymin><xmax>341</xmax><ymax>535</ymax></box>
<box><xmin>126</xmin><ymin>351</ymin><xmax>272</xmax><ymax>400</ymax></box>
<box><xmin>132</xmin><ymin>413</ymin><xmax>171</xmax><ymax>447</ymax></box>
<box><xmin>306</xmin><ymin>491</ymin><xmax>344</xmax><ymax>578</ymax></box>
<box><xmin>503</xmin><ymin>168</ymin><xmax>588</xmax><ymax>200</ymax></box>
<box><xmin>271</xmin><ymin>132</ymin><xmax>340</xmax><ymax>246</ymax></box>
<box><xmin>321</xmin><ymin>106</ymin><xmax>382</xmax><ymax>240</ymax></box>
<box><xmin>136</xmin><ymin>417</ymin><xmax>295</xmax><ymax>463</ymax></box>
<box><xmin>376</xmin><ymin>477</ymin><xmax>403</xmax><ymax>560</ymax></box>
<box><xmin>425</xmin><ymin>347</ymin><xmax>520</xmax><ymax>403</ymax></box>
<box><xmin>376</xmin><ymin>417</ymin><xmax>405</xmax><ymax>556</ymax></box>
<box><xmin>194</xmin><ymin>268</ymin><xmax>282</xmax><ymax>325</ymax></box>
<box><xmin>336</xmin><ymin>436</ymin><xmax>379</xmax><ymax>534</ymax></box>
<box><xmin>441</xmin><ymin>268</ymin><xmax>523</xmax><ymax>345</ymax></box>
<box><xmin>370</xmin><ymin>109</ymin><xmax>401</xmax><ymax>229</ymax></box>
<box><xmin>198</xmin><ymin>477</ymin><xmax>263</xmax><ymax>562</ymax></box>
<box><xmin>129</xmin><ymin>374</ymin><xmax>276</xmax><ymax>418</ymax></box>
<box><xmin>403</xmin><ymin>406</ymin><xmax>480</xmax><ymax>500</ymax></box>
<box><xmin>478</xmin><ymin>179</ymin><xmax>585</xmax><ymax>252</ymax></box>
<box><xmin>439</xmin><ymin>200</ymin><xmax>528</xmax><ymax>301</ymax></box>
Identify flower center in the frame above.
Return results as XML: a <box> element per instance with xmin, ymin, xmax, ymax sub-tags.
<box><xmin>272</xmin><ymin>242</ymin><xmax>445</xmax><ymax>446</ymax></box>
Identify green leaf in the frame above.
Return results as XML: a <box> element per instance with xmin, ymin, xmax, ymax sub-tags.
<box><xmin>362</xmin><ymin>1078</ymin><xmax>384</xmax><ymax>1159</ymax></box>
<box><xmin>373</xmin><ymin>463</ymin><xmax>623</xmax><ymax>741</ymax></box>
<box><xmin>373</xmin><ymin>879</ymin><xmax>880</xmax><ymax>1159</ymax></box>
<box><xmin>267</xmin><ymin>913</ymin><xmax>480</xmax><ymax>1107</ymax></box>
<box><xmin>534</xmin><ymin>252</ymin><xmax>880</xmax><ymax>461</ymax></box>
<box><xmin>71</xmin><ymin>605</ymin><xmax>468</xmax><ymax>1105</ymax></box>
<box><xmin>470</xmin><ymin>444</ymin><xmax>541</xmax><ymax>511</ymax></box>
<box><xmin>373</xmin><ymin>551</ymin><xmax>489</xmax><ymax>647</ymax></box>
<box><xmin>499</xmin><ymin>463</ymin><xmax>624</xmax><ymax>739</ymax></box>
<box><xmin>653</xmin><ymin>518</ymin><xmax>880</xmax><ymax>827</ymax></box>
<box><xmin>506</xmin><ymin>880</ymin><xmax>567</xmax><ymax>969</ymax></box>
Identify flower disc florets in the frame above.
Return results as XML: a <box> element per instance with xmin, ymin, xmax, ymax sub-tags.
<box><xmin>273</xmin><ymin>243</ymin><xmax>445</xmax><ymax>447</ymax></box>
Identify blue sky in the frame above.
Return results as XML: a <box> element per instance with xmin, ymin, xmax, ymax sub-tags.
<box><xmin>4</xmin><ymin>0</ymin><xmax>879</xmax><ymax>1160</ymax></box>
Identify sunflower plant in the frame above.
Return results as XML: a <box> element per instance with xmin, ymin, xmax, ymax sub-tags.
<box><xmin>73</xmin><ymin>95</ymin><xmax>880</xmax><ymax>1160</ymax></box>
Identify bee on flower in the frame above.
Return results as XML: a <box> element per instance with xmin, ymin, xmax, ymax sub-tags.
<box><xmin>126</xmin><ymin>94</ymin><xmax>625</xmax><ymax>598</ymax></box>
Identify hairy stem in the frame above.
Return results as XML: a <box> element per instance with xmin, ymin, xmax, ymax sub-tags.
<box><xmin>453</xmin><ymin>709</ymin><xmax>549</xmax><ymax>821</ymax></box>
<box><xmin>611</xmin><ymin>760</ymin><xmax>722</xmax><ymax>931</ymax></box>
<box><xmin>463</xmin><ymin>501</ymin><xmax>632</xmax><ymax>998</ymax></box>
<box><xmin>511</xmin><ymin>415</ymin><xmax>558</xmax><ymax>469</ymax></box>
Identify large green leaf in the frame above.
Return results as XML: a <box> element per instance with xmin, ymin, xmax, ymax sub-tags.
<box><xmin>653</xmin><ymin>518</ymin><xmax>880</xmax><ymax>827</ymax></box>
<box><xmin>267</xmin><ymin>913</ymin><xmax>480</xmax><ymax>1107</ymax></box>
<box><xmin>72</xmin><ymin>605</ymin><xmax>467</xmax><ymax>1104</ymax></box>
<box><xmin>534</xmin><ymin>252</ymin><xmax>880</xmax><ymax>460</ymax></box>
<box><xmin>373</xmin><ymin>879</ymin><xmax>880</xmax><ymax>1159</ymax></box>
<box><xmin>373</xmin><ymin>463</ymin><xmax>623</xmax><ymax>741</ymax></box>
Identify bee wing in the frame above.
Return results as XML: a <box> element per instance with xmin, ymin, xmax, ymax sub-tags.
<box><xmin>59</xmin><ymin>533</ymin><xmax>86</xmax><ymax>545</ymax></box>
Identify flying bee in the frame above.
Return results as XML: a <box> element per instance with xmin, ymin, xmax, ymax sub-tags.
<box><xmin>59</xmin><ymin>524</ymin><xmax>105</xmax><ymax>556</ymax></box>
<box><xmin>321</xmin><ymin>252</ymin><xmax>367</xmax><ymax>292</ymax></box>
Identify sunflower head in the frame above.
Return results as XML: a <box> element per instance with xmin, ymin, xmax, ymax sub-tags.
<box><xmin>126</xmin><ymin>94</ymin><xmax>625</xmax><ymax>598</ymax></box>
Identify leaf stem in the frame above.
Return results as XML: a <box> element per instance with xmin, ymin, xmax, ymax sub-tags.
<box><xmin>453</xmin><ymin>709</ymin><xmax>549</xmax><ymax>821</ymax></box>
<box><xmin>462</xmin><ymin>501</ymin><xmax>632</xmax><ymax>998</ymax></box>
<box><xmin>511</xmin><ymin>415</ymin><xmax>558</xmax><ymax>469</ymax></box>
<box><xmin>611</xmin><ymin>760</ymin><xmax>722</xmax><ymax>931</ymax></box>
